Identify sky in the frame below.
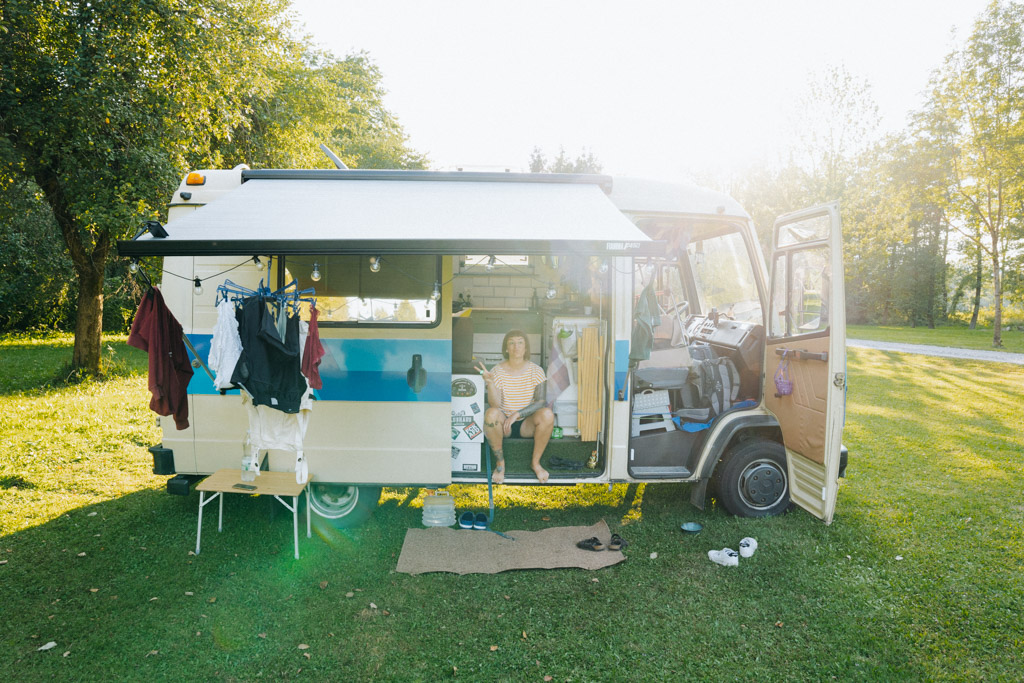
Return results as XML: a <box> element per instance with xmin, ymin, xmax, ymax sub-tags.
<box><xmin>290</xmin><ymin>0</ymin><xmax>992</xmax><ymax>180</ymax></box>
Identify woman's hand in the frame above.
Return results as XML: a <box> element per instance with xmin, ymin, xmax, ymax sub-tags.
<box><xmin>502</xmin><ymin>410</ymin><xmax>520</xmax><ymax>437</ymax></box>
<box><xmin>474</xmin><ymin>359</ymin><xmax>494</xmax><ymax>384</ymax></box>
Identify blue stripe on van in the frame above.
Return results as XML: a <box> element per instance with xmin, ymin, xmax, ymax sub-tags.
<box><xmin>614</xmin><ymin>339</ymin><xmax>629</xmax><ymax>400</ymax></box>
<box><xmin>185</xmin><ymin>334</ymin><xmax>452</xmax><ymax>402</ymax></box>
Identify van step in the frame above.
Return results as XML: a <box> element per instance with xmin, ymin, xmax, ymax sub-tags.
<box><xmin>167</xmin><ymin>474</ymin><xmax>205</xmax><ymax>496</ymax></box>
<box><xmin>628</xmin><ymin>466</ymin><xmax>693</xmax><ymax>479</ymax></box>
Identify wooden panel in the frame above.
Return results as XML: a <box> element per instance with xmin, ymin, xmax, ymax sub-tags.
<box><xmin>577</xmin><ymin>326</ymin><xmax>604</xmax><ymax>441</ymax></box>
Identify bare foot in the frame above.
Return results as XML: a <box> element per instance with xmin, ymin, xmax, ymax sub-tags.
<box><xmin>493</xmin><ymin>467</ymin><xmax>505</xmax><ymax>485</ymax></box>
<box><xmin>533</xmin><ymin>465</ymin><xmax>549</xmax><ymax>484</ymax></box>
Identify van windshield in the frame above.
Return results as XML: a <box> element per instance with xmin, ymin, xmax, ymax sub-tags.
<box><xmin>687</xmin><ymin>228</ymin><xmax>763</xmax><ymax>324</ymax></box>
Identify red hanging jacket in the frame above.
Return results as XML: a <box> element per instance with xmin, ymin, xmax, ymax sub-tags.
<box><xmin>128</xmin><ymin>287</ymin><xmax>194</xmax><ymax>429</ymax></box>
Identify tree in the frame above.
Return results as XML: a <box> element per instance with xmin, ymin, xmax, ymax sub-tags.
<box><xmin>1</xmin><ymin>1</ymin><xmax>426</xmax><ymax>371</ymax></box>
<box><xmin>0</xmin><ymin>0</ymin><xmax>291</xmax><ymax>373</ymax></box>
<box><xmin>926</xmin><ymin>0</ymin><xmax>1024</xmax><ymax>346</ymax></box>
<box><xmin>793</xmin><ymin>65</ymin><xmax>881</xmax><ymax>203</ymax></box>
<box><xmin>529</xmin><ymin>146</ymin><xmax>603</xmax><ymax>173</ymax></box>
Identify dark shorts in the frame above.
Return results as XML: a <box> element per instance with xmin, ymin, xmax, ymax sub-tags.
<box><xmin>508</xmin><ymin>419</ymin><xmax>525</xmax><ymax>439</ymax></box>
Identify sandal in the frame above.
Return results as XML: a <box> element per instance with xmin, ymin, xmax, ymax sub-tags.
<box><xmin>576</xmin><ymin>537</ymin><xmax>605</xmax><ymax>551</ymax></box>
<box><xmin>609</xmin><ymin>533</ymin><xmax>628</xmax><ymax>551</ymax></box>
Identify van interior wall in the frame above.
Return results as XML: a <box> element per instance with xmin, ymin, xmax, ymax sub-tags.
<box><xmin>454</xmin><ymin>258</ymin><xmax>566</xmax><ymax>310</ymax></box>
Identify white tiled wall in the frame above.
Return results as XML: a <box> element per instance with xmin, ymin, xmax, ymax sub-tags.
<box><xmin>455</xmin><ymin>274</ymin><xmax>564</xmax><ymax>309</ymax></box>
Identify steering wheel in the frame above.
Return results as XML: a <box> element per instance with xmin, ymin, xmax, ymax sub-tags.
<box><xmin>663</xmin><ymin>300</ymin><xmax>689</xmax><ymax>318</ymax></box>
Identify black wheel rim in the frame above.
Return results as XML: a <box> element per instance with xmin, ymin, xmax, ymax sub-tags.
<box><xmin>737</xmin><ymin>458</ymin><xmax>788</xmax><ymax>511</ymax></box>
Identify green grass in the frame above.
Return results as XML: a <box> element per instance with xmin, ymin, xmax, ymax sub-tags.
<box><xmin>1</xmin><ymin>334</ymin><xmax>1023</xmax><ymax>680</ymax></box>
<box><xmin>848</xmin><ymin>323</ymin><xmax>1024</xmax><ymax>353</ymax></box>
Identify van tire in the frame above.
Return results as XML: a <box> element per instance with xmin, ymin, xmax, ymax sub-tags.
<box><xmin>716</xmin><ymin>438</ymin><xmax>789</xmax><ymax>518</ymax></box>
<box><xmin>308</xmin><ymin>484</ymin><xmax>382</xmax><ymax>528</ymax></box>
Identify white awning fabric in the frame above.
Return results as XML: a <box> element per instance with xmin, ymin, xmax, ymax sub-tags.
<box><xmin>119</xmin><ymin>172</ymin><xmax>660</xmax><ymax>257</ymax></box>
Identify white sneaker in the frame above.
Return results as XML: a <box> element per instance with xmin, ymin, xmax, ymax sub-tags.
<box><xmin>708</xmin><ymin>547</ymin><xmax>739</xmax><ymax>567</ymax></box>
<box><xmin>739</xmin><ymin>537</ymin><xmax>758</xmax><ymax>558</ymax></box>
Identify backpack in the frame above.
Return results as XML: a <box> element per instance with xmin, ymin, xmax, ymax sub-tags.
<box><xmin>687</xmin><ymin>356</ymin><xmax>740</xmax><ymax>417</ymax></box>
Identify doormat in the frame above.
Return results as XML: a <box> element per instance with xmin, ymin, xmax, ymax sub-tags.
<box><xmin>396</xmin><ymin>519</ymin><xmax>625</xmax><ymax>575</ymax></box>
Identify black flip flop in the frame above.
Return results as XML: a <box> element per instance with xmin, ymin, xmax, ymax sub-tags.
<box><xmin>576</xmin><ymin>537</ymin><xmax>605</xmax><ymax>551</ymax></box>
<box><xmin>609</xmin><ymin>533</ymin><xmax>628</xmax><ymax>551</ymax></box>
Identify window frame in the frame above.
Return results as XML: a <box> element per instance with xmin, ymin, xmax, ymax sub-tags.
<box><xmin>277</xmin><ymin>254</ymin><xmax>444</xmax><ymax>329</ymax></box>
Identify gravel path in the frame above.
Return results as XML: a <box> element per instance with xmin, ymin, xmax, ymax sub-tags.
<box><xmin>847</xmin><ymin>339</ymin><xmax>1024</xmax><ymax>365</ymax></box>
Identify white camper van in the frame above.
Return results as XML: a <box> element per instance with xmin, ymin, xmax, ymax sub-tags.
<box><xmin>118</xmin><ymin>168</ymin><xmax>847</xmax><ymax>526</ymax></box>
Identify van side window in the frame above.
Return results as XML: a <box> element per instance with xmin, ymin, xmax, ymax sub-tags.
<box><xmin>281</xmin><ymin>255</ymin><xmax>441</xmax><ymax>326</ymax></box>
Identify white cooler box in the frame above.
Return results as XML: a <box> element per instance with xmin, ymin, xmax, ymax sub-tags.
<box><xmin>451</xmin><ymin>374</ymin><xmax>485</xmax><ymax>472</ymax></box>
<box><xmin>451</xmin><ymin>443</ymin><xmax>482</xmax><ymax>473</ymax></box>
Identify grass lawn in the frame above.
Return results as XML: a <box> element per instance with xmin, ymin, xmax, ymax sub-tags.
<box><xmin>847</xmin><ymin>323</ymin><xmax>1024</xmax><ymax>353</ymax></box>
<box><xmin>1</xmin><ymin>334</ymin><xmax>1022</xmax><ymax>680</ymax></box>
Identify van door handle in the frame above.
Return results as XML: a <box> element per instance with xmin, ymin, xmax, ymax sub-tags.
<box><xmin>407</xmin><ymin>354</ymin><xmax>427</xmax><ymax>393</ymax></box>
<box><xmin>774</xmin><ymin>347</ymin><xmax>828</xmax><ymax>362</ymax></box>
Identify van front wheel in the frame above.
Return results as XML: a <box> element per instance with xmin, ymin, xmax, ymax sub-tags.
<box><xmin>308</xmin><ymin>484</ymin><xmax>382</xmax><ymax>528</ymax></box>
<box><xmin>716</xmin><ymin>439</ymin><xmax>789</xmax><ymax>517</ymax></box>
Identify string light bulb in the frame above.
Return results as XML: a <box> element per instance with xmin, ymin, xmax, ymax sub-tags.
<box><xmin>430</xmin><ymin>282</ymin><xmax>441</xmax><ymax>301</ymax></box>
<box><xmin>485</xmin><ymin>255</ymin><xmax>497</xmax><ymax>272</ymax></box>
<box><xmin>546</xmin><ymin>284</ymin><xmax>557</xmax><ymax>299</ymax></box>
<box><xmin>128</xmin><ymin>259</ymin><xmax>139</xmax><ymax>274</ymax></box>
<box><xmin>311</xmin><ymin>261</ymin><xmax>321</xmax><ymax>282</ymax></box>
<box><xmin>369</xmin><ymin>256</ymin><xmax>381</xmax><ymax>273</ymax></box>
<box><xmin>252</xmin><ymin>256</ymin><xmax>264</xmax><ymax>271</ymax></box>
<box><xmin>193</xmin><ymin>277</ymin><xmax>203</xmax><ymax>296</ymax></box>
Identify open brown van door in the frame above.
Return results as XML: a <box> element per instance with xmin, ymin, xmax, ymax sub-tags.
<box><xmin>764</xmin><ymin>202</ymin><xmax>846</xmax><ymax>524</ymax></box>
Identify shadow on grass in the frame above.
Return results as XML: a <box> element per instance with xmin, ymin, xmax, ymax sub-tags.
<box><xmin>0</xmin><ymin>480</ymin><xmax>941</xmax><ymax>681</ymax></box>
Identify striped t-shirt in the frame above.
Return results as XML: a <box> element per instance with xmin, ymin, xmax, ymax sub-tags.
<box><xmin>492</xmin><ymin>362</ymin><xmax>546</xmax><ymax>414</ymax></box>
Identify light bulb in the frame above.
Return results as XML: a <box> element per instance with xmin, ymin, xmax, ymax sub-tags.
<box><xmin>546</xmin><ymin>285</ymin><xmax>557</xmax><ymax>299</ymax></box>
<box><xmin>598</xmin><ymin>259</ymin><xmax>609</xmax><ymax>274</ymax></box>
<box><xmin>311</xmin><ymin>261</ymin><xmax>321</xmax><ymax>282</ymax></box>
<box><xmin>369</xmin><ymin>256</ymin><xmax>381</xmax><ymax>273</ymax></box>
<box><xmin>193</xmin><ymin>277</ymin><xmax>203</xmax><ymax>296</ymax></box>
<box><xmin>485</xmin><ymin>255</ymin><xmax>496</xmax><ymax>272</ymax></box>
<box><xmin>253</xmin><ymin>256</ymin><xmax>264</xmax><ymax>271</ymax></box>
<box><xmin>128</xmin><ymin>260</ymin><xmax>139</xmax><ymax>274</ymax></box>
<box><xmin>430</xmin><ymin>282</ymin><xmax>441</xmax><ymax>301</ymax></box>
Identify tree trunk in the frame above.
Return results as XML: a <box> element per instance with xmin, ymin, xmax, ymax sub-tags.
<box><xmin>73</xmin><ymin>259</ymin><xmax>106</xmax><ymax>372</ymax></box>
<box><xmin>36</xmin><ymin>168</ymin><xmax>110</xmax><ymax>375</ymax></box>
<box><xmin>991</xmin><ymin>242</ymin><xmax>1002</xmax><ymax>348</ymax></box>
<box><xmin>969</xmin><ymin>247</ymin><xmax>982</xmax><ymax>330</ymax></box>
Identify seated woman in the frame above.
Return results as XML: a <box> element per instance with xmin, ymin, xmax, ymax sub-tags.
<box><xmin>476</xmin><ymin>329</ymin><xmax>555</xmax><ymax>484</ymax></box>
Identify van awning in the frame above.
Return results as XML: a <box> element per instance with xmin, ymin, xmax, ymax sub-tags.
<box><xmin>118</xmin><ymin>169</ymin><xmax>661</xmax><ymax>257</ymax></box>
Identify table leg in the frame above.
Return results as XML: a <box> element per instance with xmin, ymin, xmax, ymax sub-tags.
<box><xmin>293</xmin><ymin>495</ymin><xmax>299</xmax><ymax>559</ymax></box>
<box><xmin>306</xmin><ymin>489</ymin><xmax>311</xmax><ymax>538</ymax></box>
<box><xmin>196</xmin><ymin>491</ymin><xmax>205</xmax><ymax>555</ymax></box>
<box><xmin>218</xmin><ymin>490</ymin><xmax>224</xmax><ymax>532</ymax></box>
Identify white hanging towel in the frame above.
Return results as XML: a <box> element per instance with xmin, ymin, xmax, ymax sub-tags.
<box><xmin>208</xmin><ymin>299</ymin><xmax>242</xmax><ymax>390</ymax></box>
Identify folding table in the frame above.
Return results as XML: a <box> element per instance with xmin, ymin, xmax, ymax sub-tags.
<box><xmin>196</xmin><ymin>469</ymin><xmax>312</xmax><ymax>559</ymax></box>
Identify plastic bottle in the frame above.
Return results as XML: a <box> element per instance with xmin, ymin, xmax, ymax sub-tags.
<box><xmin>241</xmin><ymin>432</ymin><xmax>257</xmax><ymax>481</ymax></box>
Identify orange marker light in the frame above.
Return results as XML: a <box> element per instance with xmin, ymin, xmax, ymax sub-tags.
<box><xmin>185</xmin><ymin>172</ymin><xmax>206</xmax><ymax>186</ymax></box>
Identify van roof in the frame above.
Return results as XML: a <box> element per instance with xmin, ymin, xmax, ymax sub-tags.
<box><xmin>608</xmin><ymin>176</ymin><xmax>749</xmax><ymax>219</ymax></box>
<box><xmin>118</xmin><ymin>169</ymin><xmax>661</xmax><ymax>258</ymax></box>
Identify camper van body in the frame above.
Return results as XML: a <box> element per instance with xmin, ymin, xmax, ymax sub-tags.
<box><xmin>119</xmin><ymin>168</ymin><xmax>847</xmax><ymax>525</ymax></box>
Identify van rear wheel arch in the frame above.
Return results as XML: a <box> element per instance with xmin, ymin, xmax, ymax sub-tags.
<box><xmin>308</xmin><ymin>483</ymin><xmax>382</xmax><ymax>528</ymax></box>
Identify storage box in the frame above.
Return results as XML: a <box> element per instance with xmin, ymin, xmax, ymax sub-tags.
<box><xmin>451</xmin><ymin>443</ymin><xmax>482</xmax><ymax>473</ymax></box>
<box><xmin>553</xmin><ymin>384</ymin><xmax>579</xmax><ymax>436</ymax></box>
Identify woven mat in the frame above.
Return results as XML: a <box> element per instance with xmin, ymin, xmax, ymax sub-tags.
<box><xmin>395</xmin><ymin>519</ymin><xmax>625</xmax><ymax>575</ymax></box>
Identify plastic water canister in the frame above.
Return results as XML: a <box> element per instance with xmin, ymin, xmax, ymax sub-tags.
<box><xmin>422</xmin><ymin>490</ymin><xmax>456</xmax><ymax>527</ymax></box>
